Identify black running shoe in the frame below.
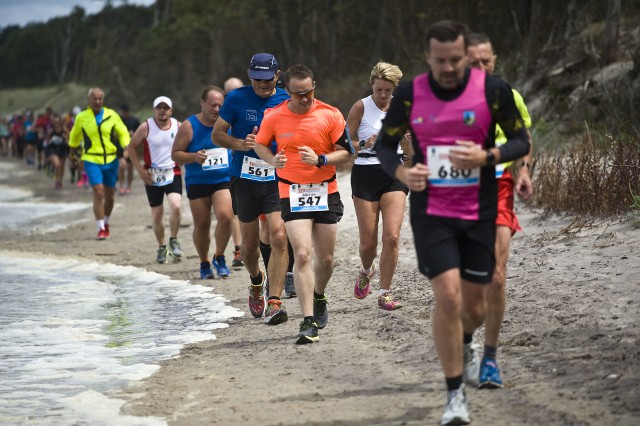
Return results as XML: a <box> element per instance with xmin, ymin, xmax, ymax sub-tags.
<box><xmin>313</xmin><ymin>293</ymin><xmax>328</xmax><ymax>329</ymax></box>
<box><xmin>284</xmin><ymin>272</ymin><xmax>296</xmax><ymax>298</ymax></box>
<box><xmin>295</xmin><ymin>318</ymin><xmax>319</xmax><ymax>344</ymax></box>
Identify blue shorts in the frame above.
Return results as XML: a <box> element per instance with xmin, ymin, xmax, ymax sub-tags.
<box><xmin>84</xmin><ymin>159</ymin><xmax>119</xmax><ymax>188</ymax></box>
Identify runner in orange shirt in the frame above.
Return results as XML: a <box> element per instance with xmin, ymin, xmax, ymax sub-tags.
<box><xmin>254</xmin><ymin>64</ymin><xmax>354</xmax><ymax>344</ymax></box>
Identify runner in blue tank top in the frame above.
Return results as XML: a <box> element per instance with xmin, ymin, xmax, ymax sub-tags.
<box><xmin>375</xmin><ymin>21</ymin><xmax>529</xmax><ymax>426</ymax></box>
<box><xmin>172</xmin><ymin>86</ymin><xmax>234</xmax><ymax>281</ymax></box>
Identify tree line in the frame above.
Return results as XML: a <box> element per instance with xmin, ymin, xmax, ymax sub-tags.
<box><xmin>0</xmin><ymin>0</ymin><xmax>635</xmax><ymax>118</ymax></box>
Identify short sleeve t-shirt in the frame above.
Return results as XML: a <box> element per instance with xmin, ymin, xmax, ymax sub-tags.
<box><xmin>219</xmin><ymin>86</ymin><xmax>290</xmax><ymax>177</ymax></box>
<box><xmin>255</xmin><ymin>99</ymin><xmax>346</xmax><ymax>198</ymax></box>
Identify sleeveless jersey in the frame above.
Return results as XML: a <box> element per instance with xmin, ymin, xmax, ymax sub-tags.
<box><xmin>355</xmin><ymin>96</ymin><xmax>403</xmax><ymax>166</ymax></box>
<box><xmin>410</xmin><ymin>68</ymin><xmax>492</xmax><ymax>220</ymax></box>
<box><xmin>48</xmin><ymin>130</ymin><xmax>65</xmax><ymax>146</ymax></box>
<box><xmin>143</xmin><ymin>117</ymin><xmax>181</xmax><ymax>174</ymax></box>
<box><xmin>183</xmin><ymin>115</ymin><xmax>231</xmax><ymax>186</ymax></box>
<box><xmin>355</xmin><ymin>95</ymin><xmax>384</xmax><ymax>166</ymax></box>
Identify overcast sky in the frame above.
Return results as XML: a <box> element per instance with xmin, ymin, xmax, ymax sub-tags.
<box><xmin>0</xmin><ymin>0</ymin><xmax>156</xmax><ymax>29</ymax></box>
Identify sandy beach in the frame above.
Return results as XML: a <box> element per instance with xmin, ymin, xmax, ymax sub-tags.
<box><xmin>2</xmin><ymin>157</ymin><xmax>639</xmax><ymax>425</ymax></box>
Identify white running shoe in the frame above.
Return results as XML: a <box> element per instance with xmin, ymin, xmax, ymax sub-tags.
<box><xmin>463</xmin><ymin>340</ymin><xmax>481</xmax><ymax>386</ymax></box>
<box><xmin>440</xmin><ymin>384</ymin><xmax>470</xmax><ymax>425</ymax></box>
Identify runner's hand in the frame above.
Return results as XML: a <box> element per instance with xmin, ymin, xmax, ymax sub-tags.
<box><xmin>450</xmin><ymin>140</ymin><xmax>485</xmax><ymax>169</ymax></box>
<box><xmin>194</xmin><ymin>149</ymin><xmax>207</xmax><ymax>164</ymax></box>
<box><xmin>298</xmin><ymin>146</ymin><xmax>319</xmax><ymax>166</ymax></box>
<box><xmin>516</xmin><ymin>171</ymin><xmax>533</xmax><ymax>200</ymax></box>
<box><xmin>396</xmin><ymin>163</ymin><xmax>429</xmax><ymax>192</ymax></box>
<box><xmin>273</xmin><ymin>150</ymin><xmax>287</xmax><ymax>169</ymax></box>
<box><xmin>241</xmin><ymin>126</ymin><xmax>258</xmax><ymax>151</ymax></box>
<box><xmin>142</xmin><ymin>170</ymin><xmax>153</xmax><ymax>186</ymax></box>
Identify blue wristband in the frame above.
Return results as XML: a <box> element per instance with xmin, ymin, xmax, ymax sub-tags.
<box><xmin>316</xmin><ymin>154</ymin><xmax>328</xmax><ymax>168</ymax></box>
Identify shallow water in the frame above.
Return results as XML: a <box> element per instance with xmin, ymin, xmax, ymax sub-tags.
<box><xmin>0</xmin><ymin>254</ymin><xmax>243</xmax><ymax>425</ymax></box>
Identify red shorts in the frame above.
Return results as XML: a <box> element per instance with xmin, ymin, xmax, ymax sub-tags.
<box><xmin>496</xmin><ymin>170</ymin><xmax>521</xmax><ymax>235</ymax></box>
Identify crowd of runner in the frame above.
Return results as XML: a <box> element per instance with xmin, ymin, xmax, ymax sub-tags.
<box><xmin>2</xmin><ymin>19</ymin><xmax>535</xmax><ymax>425</ymax></box>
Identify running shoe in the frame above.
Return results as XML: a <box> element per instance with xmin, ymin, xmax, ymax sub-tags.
<box><xmin>77</xmin><ymin>177</ymin><xmax>84</xmax><ymax>188</ymax></box>
<box><xmin>478</xmin><ymin>357</ymin><xmax>503</xmax><ymax>389</ymax></box>
<box><xmin>70</xmin><ymin>170</ymin><xmax>76</xmax><ymax>184</ymax></box>
<box><xmin>169</xmin><ymin>239</ymin><xmax>183</xmax><ymax>258</ymax></box>
<box><xmin>55</xmin><ymin>181</ymin><xmax>62</xmax><ymax>190</ymax></box>
<box><xmin>284</xmin><ymin>272</ymin><xmax>296</xmax><ymax>298</ymax></box>
<box><xmin>200</xmin><ymin>262</ymin><xmax>215</xmax><ymax>279</ymax></box>
<box><xmin>313</xmin><ymin>293</ymin><xmax>328</xmax><ymax>329</ymax></box>
<box><xmin>263</xmin><ymin>299</ymin><xmax>288</xmax><ymax>325</ymax></box>
<box><xmin>354</xmin><ymin>263</ymin><xmax>376</xmax><ymax>299</ymax></box>
<box><xmin>440</xmin><ymin>384</ymin><xmax>470</xmax><ymax>425</ymax></box>
<box><xmin>378</xmin><ymin>292</ymin><xmax>402</xmax><ymax>310</ymax></box>
<box><xmin>295</xmin><ymin>317</ymin><xmax>319</xmax><ymax>344</ymax></box>
<box><xmin>125</xmin><ymin>187</ymin><xmax>132</xmax><ymax>194</ymax></box>
<box><xmin>119</xmin><ymin>187</ymin><xmax>126</xmax><ymax>195</ymax></box>
<box><xmin>97</xmin><ymin>228</ymin><xmax>108</xmax><ymax>240</ymax></box>
<box><xmin>463</xmin><ymin>340</ymin><xmax>481</xmax><ymax>386</ymax></box>
<box><xmin>213</xmin><ymin>255</ymin><xmax>230</xmax><ymax>278</ymax></box>
<box><xmin>231</xmin><ymin>250</ymin><xmax>244</xmax><ymax>269</ymax></box>
<box><xmin>156</xmin><ymin>246</ymin><xmax>168</xmax><ymax>264</ymax></box>
<box><xmin>248</xmin><ymin>273</ymin><xmax>266</xmax><ymax>318</ymax></box>
<box><xmin>104</xmin><ymin>223</ymin><xmax>111</xmax><ymax>239</ymax></box>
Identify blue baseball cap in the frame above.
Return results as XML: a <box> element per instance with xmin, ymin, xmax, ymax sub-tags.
<box><xmin>248</xmin><ymin>53</ymin><xmax>278</xmax><ymax>80</ymax></box>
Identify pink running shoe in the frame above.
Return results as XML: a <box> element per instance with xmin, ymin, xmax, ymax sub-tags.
<box><xmin>378</xmin><ymin>292</ymin><xmax>402</xmax><ymax>311</ymax></box>
<box><xmin>354</xmin><ymin>263</ymin><xmax>376</xmax><ymax>299</ymax></box>
<box><xmin>248</xmin><ymin>272</ymin><xmax>266</xmax><ymax>318</ymax></box>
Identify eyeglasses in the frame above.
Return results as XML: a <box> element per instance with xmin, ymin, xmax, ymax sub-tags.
<box><xmin>289</xmin><ymin>83</ymin><xmax>316</xmax><ymax>98</ymax></box>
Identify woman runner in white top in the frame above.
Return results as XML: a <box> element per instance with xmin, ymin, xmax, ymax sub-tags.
<box><xmin>346</xmin><ymin>62</ymin><xmax>408</xmax><ymax>311</ymax></box>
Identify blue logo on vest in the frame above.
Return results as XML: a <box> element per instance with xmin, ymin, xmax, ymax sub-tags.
<box><xmin>463</xmin><ymin>111</ymin><xmax>475</xmax><ymax>126</ymax></box>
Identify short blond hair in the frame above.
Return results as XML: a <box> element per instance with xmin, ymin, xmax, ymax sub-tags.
<box><xmin>369</xmin><ymin>61</ymin><xmax>403</xmax><ymax>86</ymax></box>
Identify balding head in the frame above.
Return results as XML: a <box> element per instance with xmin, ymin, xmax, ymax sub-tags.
<box><xmin>223</xmin><ymin>77</ymin><xmax>244</xmax><ymax>94</ymax></box>
<box><xmin>87</xmin><ymin>87</ymin><xmax>105</xmax><ymax>114</ymax></box>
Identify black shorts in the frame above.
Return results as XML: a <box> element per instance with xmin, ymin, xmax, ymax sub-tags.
<box><xmin>186</xmin><ymin>181</ymin><xmax>230</xmax><ymax>200</ymax></box>
<box><xmin>45</xmin><ymin>144</ymin><xmax>70</xmax><ymax>159</ymax></box>
<box><xmin>351</xmin><ymin>163</ymin><xmax>408</xmax><ymax>202</ymax></box>
<box><xmin>410</xmin><ymin>215</ymin><xmax>495</xmax><ymax>284</ymax></box>
<box><xmin>229</xmin><ymin>176</ymin><xmax>281</xmax><ymax>222</ymax></box>
<box><xmin>280</xmin><ymin>192</ymin><xmax>344</xmax><ymax>224</ymax></box>
<box><xmin>145</xmin><ymin>175</ymin><xmax>183</xmax><ymax>207</ymax></box>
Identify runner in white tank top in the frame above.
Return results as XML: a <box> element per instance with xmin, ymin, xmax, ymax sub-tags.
<box><xmin>346</xmin><ymin>62</ymin><xmax>408</xmax><ymax>311</ymax></box>
<box><xmin>127</xmin><ymin>96</ymin><xmax>184</xmax><ymax>264</ymax></box>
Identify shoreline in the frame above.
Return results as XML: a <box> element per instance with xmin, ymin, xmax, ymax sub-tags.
<box><xmin>1</xmin><ymin>157</ymin><xmax>638</xmax><ymax>425</ymax></box>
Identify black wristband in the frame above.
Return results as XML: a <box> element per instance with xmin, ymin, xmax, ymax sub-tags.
<box><xmin>485</xmin><ymin>150</ymin><xmax>496</xmax><ymax>166</ymax></box>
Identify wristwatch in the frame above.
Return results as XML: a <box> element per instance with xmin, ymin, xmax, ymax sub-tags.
<box><xmin>485</xmin><ymin>150</ymin><xmax>496</xmax><ymax>166</ymax></box>
<box><xmin>316</xmin><ymin>154</ymin><xmax>328</xmax><ymax>168</ymax></box>
<box><xmin>359</xmin><ymin>140</ymin><xmax>366</xmax><ymax>149</ymax></box>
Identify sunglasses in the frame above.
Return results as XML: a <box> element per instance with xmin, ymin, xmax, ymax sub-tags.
<box><xmin>289</xmin><ymin>83</ymin><xmax>316</xmax><ymax>98</ymax></box>
<box><xmin>251</xmin><ymin>76</ymin><xmax>276</xmax><ymax>82</ymax></box>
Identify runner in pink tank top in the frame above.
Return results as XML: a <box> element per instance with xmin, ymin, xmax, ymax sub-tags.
<box><xmin>375</xmin><ymin>20</ymin><xmax>530</xmax><ymax>426</ymax></box>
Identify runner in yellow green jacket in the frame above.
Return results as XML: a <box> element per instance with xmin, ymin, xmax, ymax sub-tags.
<box><xmin>69</xmin><ymin>87</ymin><xmax>131</xmax><ymax>240</ymax></box>
<box><xmin>466</xmin><ymin>33</ymin><xmax>534</xmax><ymax>390</ymax></box>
